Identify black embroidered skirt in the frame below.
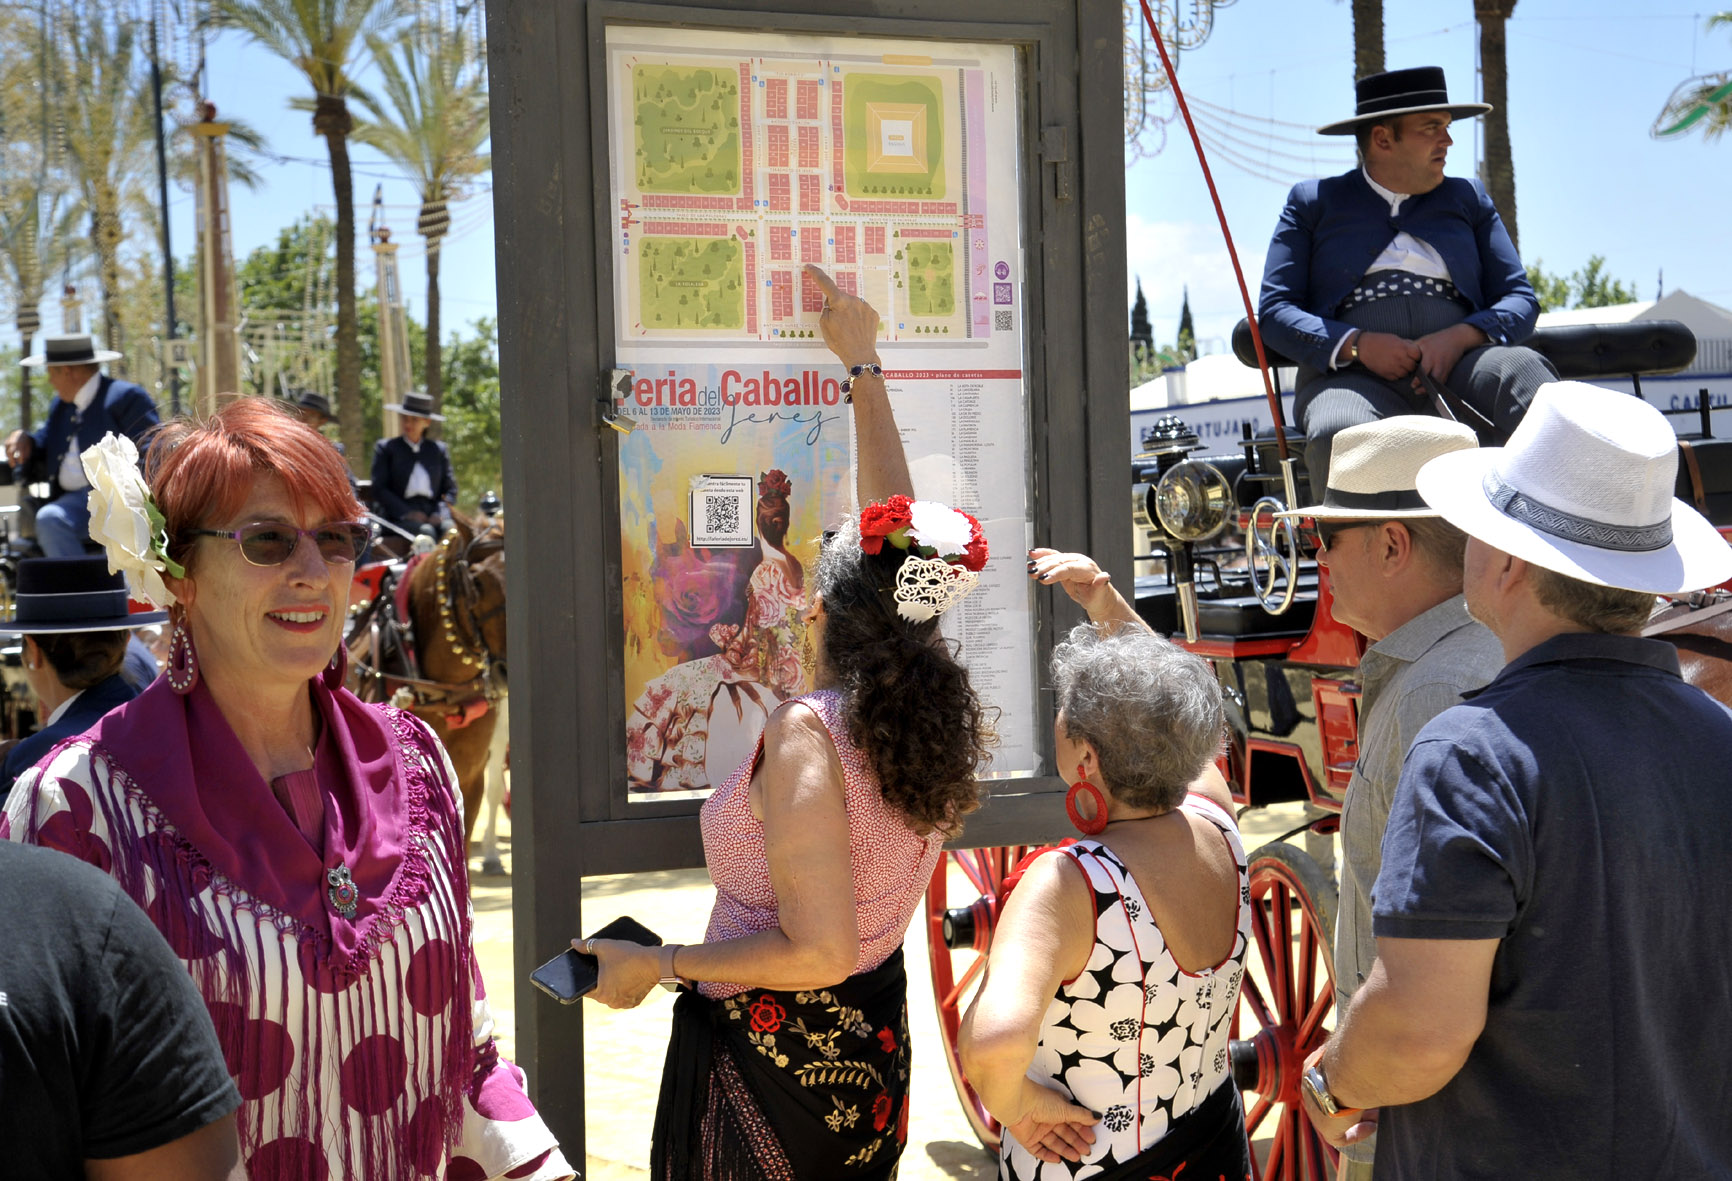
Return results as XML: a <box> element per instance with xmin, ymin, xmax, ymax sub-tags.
<box><xmin>652</xmin><ymin>949</ymin><xmax>912</xmax><ymax>1181</ymax></box>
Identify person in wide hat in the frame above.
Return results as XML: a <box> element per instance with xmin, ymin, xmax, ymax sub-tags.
<box><xmin>371</xmin><ymin>388</ymin><xmax>455</xmax><ymax>544</ymax></box>
<box><xmin>0</xmin><ymin>556</ymin><xmax>168</xmax><ymax>805</ymax></box>
<box><xmin>1275</xmin><ymin>416</ymin><xmax>1504</xmax><ymax>1180</ymax></box>
<box><xmin>1302</xmin><ymin>384</ymin><xmax>1732</xmax><ymax>1176</ymax></box>
<box><xmin>1258</xmin><ymin>65</ymin><xmax>1555</xmax><ymax>500</ymax></box>
<box><xmin>4</xmin><ymin>334</ymin><xmax>161</xmax><ymax>558</ymax></box>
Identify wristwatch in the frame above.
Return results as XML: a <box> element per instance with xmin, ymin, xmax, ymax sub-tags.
<box><xmin>1301</xmin><ymin>1064</ymin><xmax>1359</xmax><ymax>1118</ymax></box>
<box><xmin>658</xmin><ymin>944</ymin><xmax>687</xmax><ymax>992</ymax></box>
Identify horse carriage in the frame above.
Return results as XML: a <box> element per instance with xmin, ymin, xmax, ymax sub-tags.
<box><xmin>345</xmin><ymin>488</ymin><xmax>513</xmax><ymax>868</ymax></box>
<box><xmin>922</xmin><ymin>317</ymin><xmax>1732</xmax><ymax>1179</ymax></box>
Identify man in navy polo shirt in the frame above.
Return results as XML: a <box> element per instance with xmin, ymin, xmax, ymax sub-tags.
<box><xmin>5</xmin><ymin>335</ymin><xmax>160</xmax><ymax>557</ymax></box>
<box><xmin>1299</xmin><ymin>382</ymin><xmax>1732</xmax><ymax>1176</ymax></box>
<box><xmin>1259</xmin><ymin>67</ymin><xmax>1556</xmax><ymax>496</ymax></box>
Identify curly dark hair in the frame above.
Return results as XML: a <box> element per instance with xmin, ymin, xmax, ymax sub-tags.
<box><xmin>812</xmin><ymin>517</ymin><xmax>994</xmax><ymax>837</ymax></box>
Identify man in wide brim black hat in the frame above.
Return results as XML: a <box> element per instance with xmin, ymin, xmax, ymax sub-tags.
<box><xmin>1257</xmin><ymin>66</ymin><xmax>1556</xmax><ymax>502</ymax></box>
<box><xmin>371</xmin><ymin>389</ymin><xmax>456</xmax><ymax>545</ymax></box>
<box><xmin>288</xmin><ymin>388</ymin><xmax>339</xmax><ymax>427</ymax></box>
<box><xmin>3</xmin><ymin>334</ymin><xmax>162</xmax><ymax>559</ymax></box>
<box><xmin>0</xmin><ymin>556</ymin><xmax>167</xmax><ymax>804</ymax></box>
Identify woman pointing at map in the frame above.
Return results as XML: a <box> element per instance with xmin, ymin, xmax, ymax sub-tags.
<box><xmin>585</xmin><ymin>264</ymin><xmax>997</xmax><ymax>1180</ymax></box>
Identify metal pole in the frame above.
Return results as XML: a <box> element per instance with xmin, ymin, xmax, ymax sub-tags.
<box><xmin>149</xmin><ymin>1</ymin><xmax>180</xmax><ymax>416</ymax></box>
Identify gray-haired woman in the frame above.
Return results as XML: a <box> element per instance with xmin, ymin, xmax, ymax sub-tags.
<box><xmin>958</xmin><ymin>551</ymin><xmax>1254</xmax><ymax>1181</ymax></box>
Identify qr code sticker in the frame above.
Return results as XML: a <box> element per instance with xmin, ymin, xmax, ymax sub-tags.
<box><xmin>994</xmin><ymin>310</ymin><xmax>1013</xmax><ymax>331</ymax></box>
<box><xmin>691</xmin><ymin>476</ymin><xmax>755</xmax><ymax>548</ymax></box>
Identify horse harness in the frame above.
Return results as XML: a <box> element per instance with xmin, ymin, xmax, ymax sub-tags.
<box><xmin>351</xmin><ymin>524</ymin><xmax>506</xmax><ymax>727</ymax></box>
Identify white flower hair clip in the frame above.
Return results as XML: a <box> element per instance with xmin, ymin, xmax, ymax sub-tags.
<box><xmin>856</xmin><ymin>494</ymin><xmax>989</xmax><ymax>622</ymax></box>
<box><xmin>81</xmin><ymin>433</ymin><xmax>182</xmax><ymax>608</ymax></box>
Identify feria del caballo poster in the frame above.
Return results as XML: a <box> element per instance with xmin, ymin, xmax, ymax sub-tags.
<box><xmin>609</xmin><ymin>26</ymin><xmax>1037</xmax><ymax>801</ymax></box>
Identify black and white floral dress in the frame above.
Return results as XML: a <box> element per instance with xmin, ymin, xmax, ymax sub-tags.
<box><xmin>1001</xmin><ymin>794</ymin><xmax>1250</xmax><ymax>1181</ymax></box>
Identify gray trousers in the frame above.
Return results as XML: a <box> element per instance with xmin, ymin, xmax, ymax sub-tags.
<box><xmin>1293</xmin><ymin>293</ymin><xmax>1558</xmax><ymax>499</ymax></box>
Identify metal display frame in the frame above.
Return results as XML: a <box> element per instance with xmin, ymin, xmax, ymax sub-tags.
<box><xmin>487</xmin><ymin>0</ymin><xmax>1126</xmax><ymax>1151</ymax></box>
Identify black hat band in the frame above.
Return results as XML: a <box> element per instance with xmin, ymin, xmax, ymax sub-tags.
<box><xmin>1323</xmin><ymin>487</ymin><xmax>1430</xmax><ymax>512</ymax></box>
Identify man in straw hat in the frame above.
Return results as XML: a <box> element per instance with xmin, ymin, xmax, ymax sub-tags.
<box><xmin>1259</xmin><ymin>66</ymin><xmax>1556</xmax><ymax>498</ymax></box>
<box><xmin>1301</xmin><ymin>383</ymin><xmax>1732</xmax><ymax>1175</ymax></box>
<box><xmin>4</xmin><ymin>334</ymin><xmax>161</xmax><ymax>558</ymax></box>
<box><xmin>0</xmin><ymin>556</ymin><xmax>168</xmax><ymax>805</ymax></box>
<box><xmin>1276</xmin><ymin>415</ymin><xmax>1503</xmax><ymax>1180</ymax></box>
<box><xmin>372</xmin><ymin>388</ymin><xmax>456</xmax><ymax>543</ymax></box>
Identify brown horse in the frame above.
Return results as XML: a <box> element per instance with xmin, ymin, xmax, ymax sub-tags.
<box><xmin>1660</xmin><ymin>595</ymin><xmax>1732</xmax><ymax>706</ymax></box>
<box><xmin>350</xmin><ymin>510</ymin><xmax>507</xmax><ymax>858</ymax></box>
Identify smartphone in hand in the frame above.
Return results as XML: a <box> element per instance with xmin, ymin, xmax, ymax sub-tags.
<box><xmin>531</xmin><ymin>915</ymin><xmax>664</xmax><ymax>1004</ymax></box>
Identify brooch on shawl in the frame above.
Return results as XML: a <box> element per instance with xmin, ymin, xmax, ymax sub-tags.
<box><xmin>326</xmin><ymin>865</ymin><xmax>360</xmax><ymax>919</ymax></box>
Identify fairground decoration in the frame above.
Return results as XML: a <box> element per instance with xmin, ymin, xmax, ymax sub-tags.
<box><xmin>608</xmin><ymin>26</ymin><xmax>1039</xmax><ymax>800</ymax></box>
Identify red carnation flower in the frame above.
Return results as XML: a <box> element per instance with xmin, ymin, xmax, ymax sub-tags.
<box><xmin>859</xmin><ymin>496</ymin><xmax>915</xmax><ymax>553</ymax></box>
<box><xmin>959</xmin><ymin>513</ymin><xmax>989</xmax><ymax>572</ymax></box>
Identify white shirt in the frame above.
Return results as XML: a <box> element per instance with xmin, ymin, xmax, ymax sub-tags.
<box><xmin>1331</xmin><ymin>170</ymin><xmax>1456</xmax><ymax>369</ymax></box>
<box><xmin>404</xmin><ymin>461</ymin><xmax>434</xmax><ymax>500</ymax></box>
<box><xmin>56</xmin><ymin>373</ymin><xmax>103</xmax><ymax>491</ymax></box>
<box><xmin>43</xmin><ymin>689</ymin><xmax>84</xmax><ymax>728</ymax></box>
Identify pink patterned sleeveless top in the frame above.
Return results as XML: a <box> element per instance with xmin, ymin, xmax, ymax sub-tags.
<box><xmin>697</xmin><ymin>689</ymin><xmax>944</xmax><ymax>998</ymax></box>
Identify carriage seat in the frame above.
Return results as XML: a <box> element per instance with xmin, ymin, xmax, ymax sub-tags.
<box><xmin>1230</xmin><ymin>317</ymin><xmax>1698</xmax><ymax>382</ymax></box>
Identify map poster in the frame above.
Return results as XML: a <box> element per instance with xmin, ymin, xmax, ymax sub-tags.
<box><xmin>607</xmin><ymin>26</ymin><xmax>1038</xmax><ymax>803</ymax></box>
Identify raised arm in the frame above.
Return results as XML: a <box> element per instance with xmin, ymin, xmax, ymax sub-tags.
<box><xmin>1027</xmin><ymin>548</ymin><xmax>1148</xmax><ymax>631</ymax></box>
<box><xmin>806</xmin><ymin>263</ymin><xmax>912</xmax><ymax>505</ymax></box>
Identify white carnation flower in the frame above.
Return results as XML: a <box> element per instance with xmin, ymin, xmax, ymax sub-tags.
<box><xmin>81</xmin><ymin>433</ymin><xmax>179</xmax><ymax>608</ymax></box>
<box><xmin>906</xmin><ymin>500</ymin><xmax>972</xmax><ymax>558</ymax></box>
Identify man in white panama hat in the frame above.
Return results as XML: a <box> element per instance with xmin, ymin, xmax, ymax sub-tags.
<box><xmin>1275</xmin><ymin>415</ymin><xmax>1503</xmax><ymax>1180</ymax></box>
<box><xmin>3</xmin><ymin>334</ymin><xmax>160</xmax><ymax>557</ymax></box>
<box><xmin>1301</xmin><ymin>382</ymin><xmax>1732</xmax><ymax>1176</ymax></box>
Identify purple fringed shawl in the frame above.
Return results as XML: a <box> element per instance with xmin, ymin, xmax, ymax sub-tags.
<box><xmin>21</xmin><ymin>675</ymin><xmax>478</xmax><ymax>1177</ymax></box>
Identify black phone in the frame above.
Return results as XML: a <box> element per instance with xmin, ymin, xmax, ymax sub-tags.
<box><xmin>530</xmin><ymin>915</ymin><xmax>664</xmax><ymax>1004</ymax></box>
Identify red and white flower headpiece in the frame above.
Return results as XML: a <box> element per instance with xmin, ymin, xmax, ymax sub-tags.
<box><xmin>857</xmin><ymin>495</ymin><xmax>989</xmax><ymax>622</ymax></box>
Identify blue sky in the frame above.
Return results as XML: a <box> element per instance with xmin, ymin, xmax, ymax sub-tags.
<box><xmin>159</xmin><ymin>0</ymin><xmax>1730</xmax><ymax>353</ymax></box>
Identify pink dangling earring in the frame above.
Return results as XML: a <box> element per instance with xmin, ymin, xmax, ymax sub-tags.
<box><xmin>1064</xmin><ymin>763</ymin><xmax>1109</xmax><ymax>836</ymax></box>
<box><xmin>323</xmin><ymin>642</ymin><xmax>348</xmax><ymax>690</ymax></box>
<box><xmin>166</xmin><ymin>613</ymin><xmax>199</xmax><ymax>695</ymax></box>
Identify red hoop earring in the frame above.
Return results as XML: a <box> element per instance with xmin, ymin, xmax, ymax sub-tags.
<box><xmin>1064</xmin><ymin>764</ymin><xmax>1109</xmax><ymax>836</ymax></box>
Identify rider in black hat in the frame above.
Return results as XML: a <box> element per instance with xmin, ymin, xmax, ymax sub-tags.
<box><xmin>371</xmin><ymin>389</ymin><xmax>457</xmax><ymax>545</ymax></box>
<box><xmin>1259</xmin><ymin>67</ymin><xmax>1557</xmax><ymax>498</ymax></box>
<box><xmin>0</xmin><ymin>556</ymin><xmax>168</xmax><ymax>805</ymax></box>
<box><xmin>3</xmin><ymin>334</ymin><xmax>162</xmax><ymax>558</ymax></box>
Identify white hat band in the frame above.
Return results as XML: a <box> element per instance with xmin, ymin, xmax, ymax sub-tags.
<box><xmin>1484</xmin><ymin>470</ymin><xmax>1672</xmax><ymax>553</ymax></box>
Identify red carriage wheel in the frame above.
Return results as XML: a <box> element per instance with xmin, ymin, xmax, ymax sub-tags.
<box><xmin>925</xmin><ymin>845</ymin><xmax>1032</xmax><ymax>1153</ymax></box>
<box><xmin>1233</xmin><ymin>840</ymin><xmax>1341</xmax><ymax>1181</ymax></box>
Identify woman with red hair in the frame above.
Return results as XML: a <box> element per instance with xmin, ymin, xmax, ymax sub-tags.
<box><xmin>3</xmin><ymin>398</ymin><xmax>572</xmax><ymax>1180</ymax></box>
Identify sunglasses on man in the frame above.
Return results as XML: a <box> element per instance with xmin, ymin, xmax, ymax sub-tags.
<box><xmin>186</xmin><ymin>521</ymin><xmax>372</xmax><ymax>567</ymax></box>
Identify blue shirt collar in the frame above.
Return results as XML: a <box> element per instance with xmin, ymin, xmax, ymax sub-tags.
<box><xmin>1471</xmin><ymin>631</ymin><xmax>1681</xmax><ymax>698</ymax></box>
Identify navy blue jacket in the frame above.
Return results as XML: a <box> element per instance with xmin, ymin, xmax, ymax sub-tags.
<box><xmin>1258</xmin><ymin>170</ymin><xmax>1540</xmax><ymax>372</ymax></box>
<box><xmin>26</xmin><ymin>375</ymin><xmax>161</xmax><ymax>494</ymax></box>
<box><xmin>0</xmin><ymin>673</ymin><xmax>138</xmax><ymax>808</ymax></box>
<box><xmin>370</xmin><ymin>435</ymin><xmax>458</xmax><ymax>522</ymax></box>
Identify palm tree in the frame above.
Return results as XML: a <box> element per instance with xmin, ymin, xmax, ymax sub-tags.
<box><xmin>0</xmin><ymin>182</ymin><xmax>83</xmax><ymax>430</ymax></box>
<box><xmin>1349</xmin><ymin>0</ymin><xmax>1384</xmax><ymax>81</ymax></box>
<box><xmin>1475</xmin><ymin>0</ymin><xmax>1520</xmax><ymax>249</ymax></box>
<box><xmin>351</xmin><ymin>26</ymin><xmax>489</xmax><ymax>416</ymax></box>
<box><xmin>214</xmin><ymin>0</ymin><xmax>400</xmax><ymax>470</ymax></box>
<box><xmin>1655</xmin><ymin>14</ymin><xmax>1732</xmax><ymax>140</ymax></box>
<box><xmin>52</xmin><ymin>8</ymin><xmax>156</xmax><ymax>371</ymax></box>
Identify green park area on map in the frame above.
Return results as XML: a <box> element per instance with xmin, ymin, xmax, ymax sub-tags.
<box><xmin>638</xmin><ymin>237</ymin><xmax>746</xmax><ymax>330</ymax></box>
<box><xmin>633</xmin><ymin>65</ymin><xmax>742</xmax><ymax>194</ymax></box>
<box><xmin>843</xmin><ymin>74</ymin><xmax>945</xmax><ymax>199</ymax></box>
<box><xmin>905</xmin><ymin>241</ymin><xmax>955</xmax><ymax>316</ymax></box>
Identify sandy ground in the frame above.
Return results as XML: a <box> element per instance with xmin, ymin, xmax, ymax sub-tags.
<box><xmin>470</xmin><ymin>801</ymin><xmax>1337</xmax><ymax>1180</ymax></box>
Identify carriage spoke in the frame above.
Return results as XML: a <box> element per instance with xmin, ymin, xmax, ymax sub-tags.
<box><xmin>941</xmin><ymin>953</ymin><xmax>985</xmax><ymax>1011</ymax></box>
<box><xmin>1245</xmin><ymin>1091</ymin><xmax>1273</xmax><ymax>1135</ymax></box>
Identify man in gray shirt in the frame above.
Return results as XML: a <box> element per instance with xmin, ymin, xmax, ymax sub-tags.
<box><xmin>1278</xmin><ymin>416</ymin><xmax>1503</xmax><ymax>1179</ymax></box>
